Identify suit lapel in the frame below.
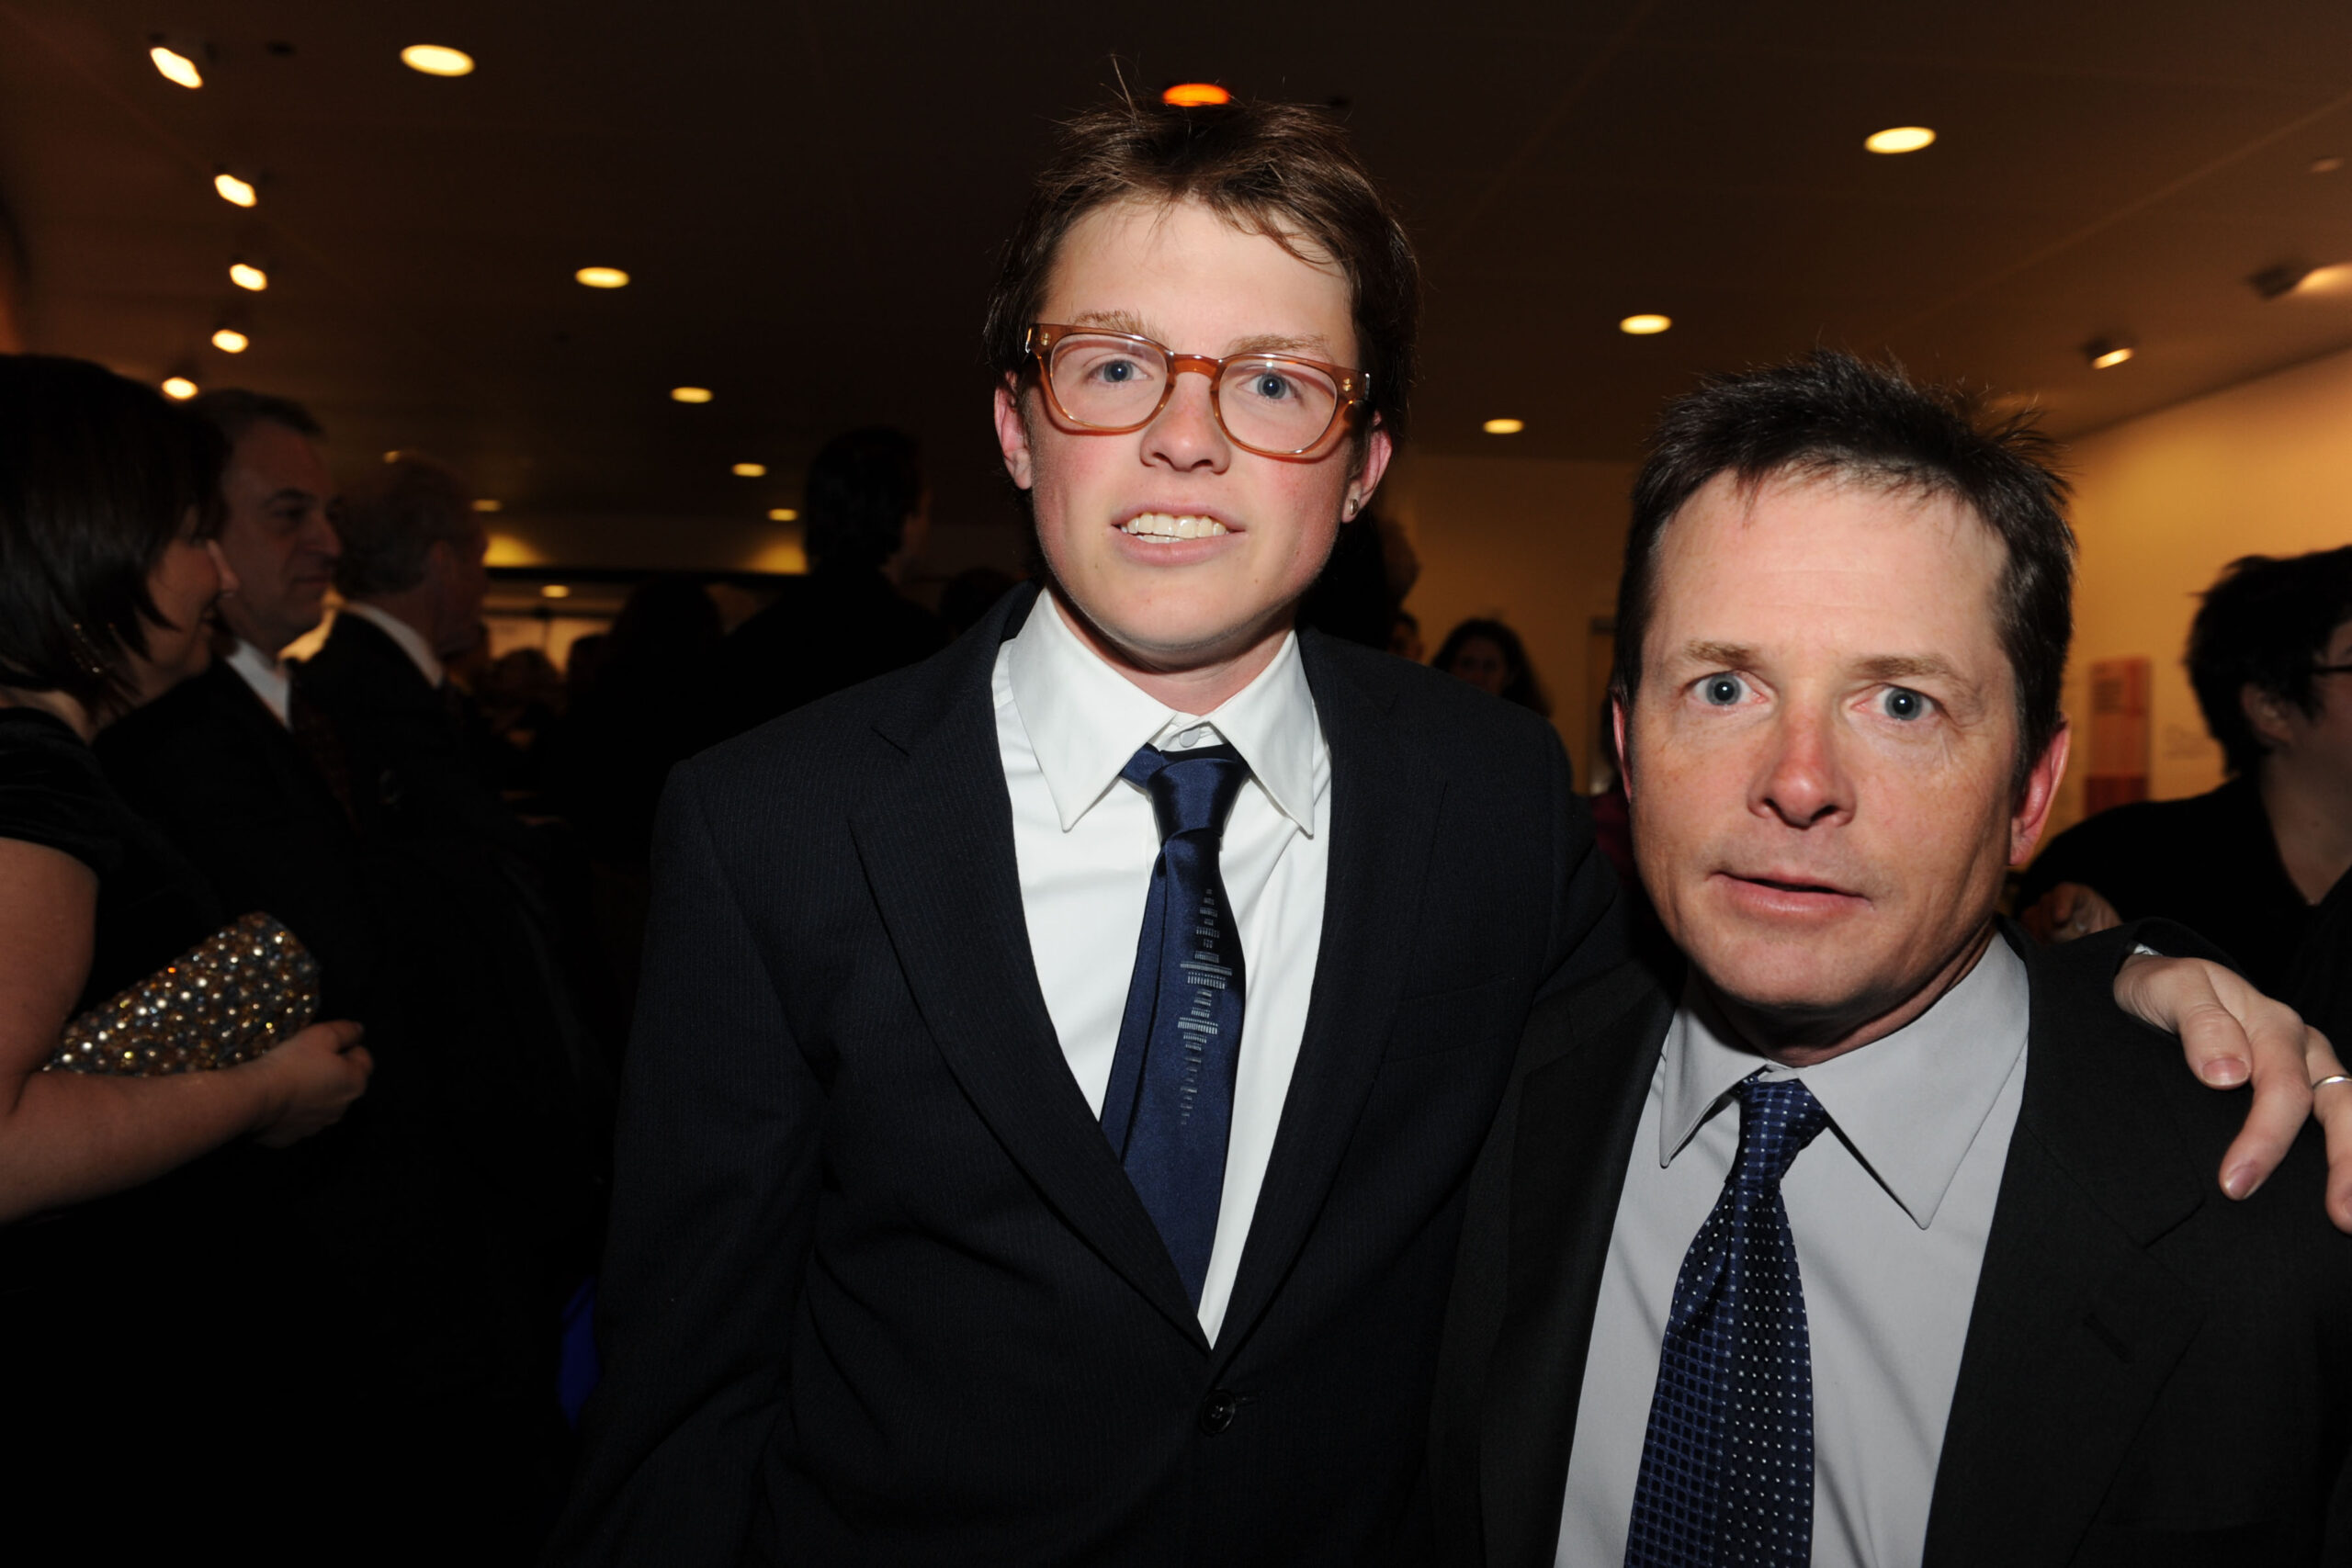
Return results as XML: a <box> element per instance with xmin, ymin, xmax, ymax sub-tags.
<box><xmin>849</xmin><ymin>586</ymin><xmax>1204</xmax><ymax>1343</ymax></box>
<box><xmin>1482</xmin><ymin>969</ymin><xmax>1672</xmax><ymax>1568</ymax></box>
<box><xmin>1922</xmin><ymin>936</ymin><xmax>2209</xmax><ymax>1568</ymax></box>
<box><xmin>1210</xmin><ymin>636</ymin><xmax>1449</xmax><ymax>1358</ymax></box>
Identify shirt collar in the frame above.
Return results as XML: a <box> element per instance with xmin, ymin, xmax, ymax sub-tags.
<box><xmin>1658</xmin><ymin>933</ymin><xmax>2031</xmax><ymax>1230</ymax></box>
<box><xmin>222</xmin><ymin>639</ymin><xmax>292</xmax><ymax>727</ymax></box>
<box><xmin>341</xmin><ymin>602</ymin><xmax>445</xmax><ymax>689</ymax></box>
<box><xmin>1004</xmin><ymin>589</ymin><xmax>1321</xmax><ymax>834</ymax></box>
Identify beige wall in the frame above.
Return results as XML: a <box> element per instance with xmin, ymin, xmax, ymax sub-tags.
<box><xmin>2052</xmin><ymin>345</ymin><xmax>2352</xmax><ymax>836</ymax></box>
<box><xmin>1384</xmin><ymin>451</ymin><xmax>1638</xmax><ymax>788</ymax></box>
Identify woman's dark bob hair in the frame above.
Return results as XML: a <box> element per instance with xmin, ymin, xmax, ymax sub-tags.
<box><xmin>0</xmin><ymin>355</ymin><xmax>228</xmax><ymax>713</ymax></box>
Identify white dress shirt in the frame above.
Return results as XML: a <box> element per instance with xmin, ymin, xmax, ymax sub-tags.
<box><xmin>991</xmin><ymin>591</ymin><xmax>1330</xmax><ymax>1342</ymax></box>
<box><xmin>223</xmin><ymin>638</ymin><xmax>292</xmax><ymax>728</ymax></box>
<box><xmin>1559</xmin><ymin>937</ymin><xmax>2032</xmax><ymax>1568</ymax></box>
<box><xmin>341</xmin><ymin>601</ymin><xmax>446</xmax><ymax>689</ymax></box>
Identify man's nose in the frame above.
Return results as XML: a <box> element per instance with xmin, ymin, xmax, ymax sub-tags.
<box><xmin>1142</xmin><ymin>368</ymin><xmax>1231</xmax><ymax>473</ymax></box>
<box><xmin>1753</xmin><ymin>705</ymin><xmax>1853</xmax><ymax>829</ymax></box>
<box><xmin>304</xmin><ymin>506</ymin><xmax>343</xmax><ymax>560</ymax></box>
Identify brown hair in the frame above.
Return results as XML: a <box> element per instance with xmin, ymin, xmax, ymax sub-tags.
<box><xmin>0</xmin><ymin>355</ymin><xmax>227</xmax><ymax>713</ymax></box>
<box><xmin>982</xmin><ymin>96</ymin><xmax>1419</xmax><ymax>444</ymax></box>
<box><xmin>334</xmin><ymin>454</ymin><xmax>478</xmax><ymax>597</ymax></box>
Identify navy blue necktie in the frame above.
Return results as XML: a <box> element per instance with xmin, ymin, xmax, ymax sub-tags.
<box><xmin>1625</xmin><ymin>1073</ymin><xmax>1830</xmax><ymax>1568</ymax></box>
<box><xmin>1100</xmin><ymin>741</ymin><xmax>1250</xmax><ymax>1306</ymax></box>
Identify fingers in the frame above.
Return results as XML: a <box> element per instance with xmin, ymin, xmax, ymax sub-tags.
<box><xmin>2114</xmin><ymin>954</ymin><xmax>2313</xmax><ymax>1201</ymax></box>
<box><xmin>2218</xmin><ymin>1027</ymin><xmax>2312</xmax><ymax>1201</ymax></box>
<box><xmin>2117</xmin><ymin>956</ymin><xmax>2246</xmax><ymax>1084</ymax></box>
<box><xmin>2301</xmin><ymin>1028</ymin><xmax>2352</xmax><ymax>1233</ymax></box>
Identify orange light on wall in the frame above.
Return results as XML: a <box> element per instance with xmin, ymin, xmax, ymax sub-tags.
<box><xmin>1163</xmin><ymin>83</ymin><xmax>1231</xmax><ymax>107</ymax></box>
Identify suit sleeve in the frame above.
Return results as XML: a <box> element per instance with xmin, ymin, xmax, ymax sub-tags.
<box><xmin>1537</xmin><ymin>721</ymin><xmax>1627</xmax><ymax>1001</ymax></box>
<box><xmin>550</xmin><ymin>763</ymin><xmax>826</xmax><ymax>1565</ymax></box>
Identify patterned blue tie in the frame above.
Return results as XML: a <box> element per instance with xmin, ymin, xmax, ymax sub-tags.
<box><xmin>1624</xmin><ymin>1073</ymin><xmax>1830</xmax><ymax>1568</ymax></box>
<box><xmin>1100</xmin><ymin>741</ymin><xmax>1250</xmax><ymax>1307</ymax></box>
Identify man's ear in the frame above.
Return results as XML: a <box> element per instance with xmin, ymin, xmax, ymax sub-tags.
<box><xmin>1611</xmin><ymin>692</ymin><xmax>1633</xmax><ymax>803</ymax></box>
<box><xmin>2240</xmin><ymin>682</ymin><xmax>2294</xmax><ymax>750</ymax></box>
<box><xmin>2007</xmin><ymin>716</ymin><xmax>2072</xmax><ymax>865</ymax></box>
<box><xmin>993</xmin><ymin>377</ymin><xmax>1035</xmax><ymax>491</ymax></box>
<box><xmin>1342</xmin><ymin>418</ymin><xmax>1394</xmax><ymax>522</ymax></box>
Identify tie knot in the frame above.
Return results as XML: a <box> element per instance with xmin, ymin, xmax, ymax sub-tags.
<box><xmin>1728</xmin><ymin>1074</ymin><xmax>1830</xmax><ymax>1188</ymax></box>
<box><xmin>1124</xmin><ymin>743</ymin><xmax>1251</xmax><ymax>843</ymax></box>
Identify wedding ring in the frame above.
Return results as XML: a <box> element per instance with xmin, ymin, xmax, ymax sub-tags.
<box><xmin>2312</xmin><ymin>1075</ymin><xmax>2352</xmax><ymax>1092</ymax></box>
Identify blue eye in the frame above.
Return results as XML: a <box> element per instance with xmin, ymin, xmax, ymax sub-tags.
<box><xmin>1700</xmin><ymin>674</ymin><xmax>1746</xmax><ymax>706</ymax></box>
<box><xmin>1252</xmin><ymin>372</ymin><xmax>1292</xmax><ymax>401</ymax></box>
<box><xmin>1882</xmin><ymin>687</ymin><xmax>1931</xmax><ymax>721</ymax></box>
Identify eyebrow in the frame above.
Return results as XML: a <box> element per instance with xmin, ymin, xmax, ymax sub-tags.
<box><xmin>265</xmin><ymin>488</ymin><xmax>319</xmax><ymax>508</ymax></box>
<box><xmin>1679</xmin><ymin>641</ymin><xmax>1973</xmax><ymax>687</ymax></box>
<box><xmin>1065</xmin><ymin>311</ymin><xmax>1333</xmax><ymax>359</ymax></box>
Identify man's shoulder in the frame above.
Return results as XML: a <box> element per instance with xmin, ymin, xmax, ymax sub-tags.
<box><xmin>675</xmin><ymin>644</ymin><xmax>972</xmax><ymax>815</ymax></box>
<box><xmin>1303</xmin><ymin>632</ymin><xmax>1568</xmax><ymax>764</ymax></box>
<box><xmin>97</xmin><ymin>665</ymin><xmax>269</xmax><ymax>767</ymax></box>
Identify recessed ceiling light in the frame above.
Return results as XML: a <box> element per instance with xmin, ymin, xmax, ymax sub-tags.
<box><xmin>671</xmin><ymin>386</ymin><xmax>714</xmax><ymax>403</ymax></box>
<box><xmin>2293</xmin><ymin>263</ymin><xmax>2352</xmax><ymax>296</ymax></box>
<box><xmin>2085</xmin><ymin>341</ymin><xmax>2135</xmax><ymax>369</ymax></box>
<box><xmin>2312</xmin><ymin>155</ymin><xmax>2345</xmax><ymax>175</ymax></box>
<box><xmin>1482</xmin><ymin>418</ymin><xmax>1525</xmax><ymax>435</ymax></box>
<box><xmin>161</xmin><ymin>376</ymin><xmax>198</xmax><ymax>400</ymax></box>
<box><xmin>471</xmin><ymin>498</ymin><xmax>503</xmax><ymax>513</ymax></box>
<box><xmin>540</xmin><ymin>583</ymin><xmax>571</xmax><ymax>600</ymax></box>
<box><xmin>732</xmin><ymin>462</ymin><xmax>767</xmax><ymax>477</ymax></box>
<box><xmin>150</xmin><ymin>45</ymin><xmax>202</xmax><ymax>89</ymax></box>
<box><xmin>211</xmin><ymin>328</ymin><xmax>249</xmax><ymax>354</ymax></box>
<box><xmin>1618</xmin><ymin>313</ymin><xmax>1672</xmax><ymax>335</ymax></box>
<box><xmin>1865</xmin><ymin>126</ymin><xmax>1937</xmax><ymax>154</ymax></box>
<box><xmin>768</xmin><ymin>507</ymin><xmax>799</xmax><ymax>522</ymax></box>
<box><xmin>401</xmin><ymin>44</ymin><xmax>474</xmax><ymax>77</ymax></box>
<box><xmin>214</xmin><ymin>172</ymin><xmax>257</xmax><ymax>208</ymax></box>
<box><xmin>229</xmin><ymin>262</ymin><xmax>268</xmax><ymax>292</ymax></box>
<box><xmin>1163</xmin><ymin>83</ymin><xmax>1232</xmax><ymax>107</ymax></box>
<box><xmin>574</xmin><ymin>265</ymin><xmax>629</xmax><ymax>289</ymax></box>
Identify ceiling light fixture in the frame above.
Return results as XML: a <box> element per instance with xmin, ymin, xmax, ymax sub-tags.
<box><xmin>214</xmin><ymin>171</ymin><xmax>257</xmax><ymax>208</ymax></box>
<box><xmin>2312</xmin><ymin>155</ymin><xmax>2344</xmax><ymax>175</ymax></box>
<box><xmin>400</xmin><ymin>44</ymin><xmax>475</xmax><ymax>77</ymax></box>
<box><xmin>1162</xmin><ymin>83</ymin><xmax>1232</xmax><ymax>107</ymax></box>
<box><xmin>1482</xmin><ymin>418</ymin><xmax>1525</xmax><ymax>435</ymax></box>
<box><xmin>1618</xmin><ymin>313</ymin><xmax>1672</xmax><ymax>335</ymax></box>
<box><xmin>211</xmin><ymin>328</ymin><xmax>249</xmax><ymax>354</ymax></box>
<box><xmin>670</xmin><ymin>386</ymin><xmax>714</xmax><ymax>403</ymax></box>
<box><xmin>1865</xmin><ymin>126</ymin><xmax>1937</xmax><ymax>154</ymax></box>
<box><xmin>161</xmin><ymin>376</ymin><xmax>198</xmax><ymax>400</ymax></box>
<box><xmin>541</xmin><ymin>583</ymin><xmax>571</xmax><ymax>600</ymax></box>
<box><xmin>2084</xmin><ymin>339</ymin><xmax>2134</xmax><ymax>369</ymax></box>
<box><xmin>2250</xmin><ymin>261</ymin><xmax>2317</xmax><ymax>299</ymax></box>
<box><xmin>768</xmin><ymin>507</ymin><xmax>799</xmax><ymax>522</ymax></box>
<box><xmin>150</xmin><ymin>45</ymin><xmax>202</xmax><ymax>89</ymax></box>
<box><xmin>472</xmin><ymin>499</ymin><xmax>503</xmax><ymax>513</ymax></box>
<box><xmin>229</xmin><ymin>261</ymin><xmax>268</xmax><ymax>291</ymax></box>
<box><xmin>2292</xmin><ymin>263</ymin><xmax>2352</xmax><ymax>296</ymax></box>
<box><xmin>732</xmin><ymin>462</ymin><xmax>767</xmax><ymax>477</ymax></box>
<box><xmin>574</xmin><ymin>265</ymin><xmax>629</xmax><ymax>289</ymax></box>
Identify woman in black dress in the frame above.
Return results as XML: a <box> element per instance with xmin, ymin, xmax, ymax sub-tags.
<box><xmin>0</xmin><ymin>355</ymin><xmax>372</xmax><ymax>1548</ymax></box>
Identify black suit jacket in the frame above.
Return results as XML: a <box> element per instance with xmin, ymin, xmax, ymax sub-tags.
<box><xmin>1430</xmin><ymin>927</ymin><xmax>2352</xmax><ymax>1567</ymax></box>
<box><xmin>554</xmin><ymin>582</ymin><xmax>1623</xmax><ymax>1566</ymax></box>
<box><xmin>720</xmin><ymin>563</ymin><xmax>950</xmax><ymax>737</ymax></box>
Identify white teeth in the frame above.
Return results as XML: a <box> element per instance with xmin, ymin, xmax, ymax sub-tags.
<box><xmin>1120</xmin><ymin>513</ymin><xmax>1229</xmax><ymax>540</ymax></box>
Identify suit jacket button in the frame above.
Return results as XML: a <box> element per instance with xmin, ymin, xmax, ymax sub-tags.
<box><xmin>1199</xmin><ymin>1389</ymin><xmax>1238</xmax><ymax>1435</ymax></box>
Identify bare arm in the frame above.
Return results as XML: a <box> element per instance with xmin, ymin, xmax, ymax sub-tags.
<box><xmin>0</xmin><ymin>836</ymin><xmax>372</xmax><ymax>1224</ymax></box>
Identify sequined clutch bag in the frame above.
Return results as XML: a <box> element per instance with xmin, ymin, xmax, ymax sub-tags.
<box><xmin>46</xmin><ymin>912</ymin><xmax>321</xmax><ymax>1077</ymax></box>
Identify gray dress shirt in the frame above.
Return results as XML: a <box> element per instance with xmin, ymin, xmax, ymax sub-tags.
<box><xmin>1557</xmin><ymin>937</ymin><xmax>2032</xmax><ymax>1567</ymax></box>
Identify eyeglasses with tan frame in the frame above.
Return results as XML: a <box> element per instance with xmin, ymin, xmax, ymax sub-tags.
<box><xmin>1026</xmin><ymin>323</ymin><xmax>1371</xmax><ymax>458</ymax></box>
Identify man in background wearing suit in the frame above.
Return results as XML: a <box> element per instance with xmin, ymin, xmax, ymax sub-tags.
<box><xmin>1431</xmin><ymin>353</ymin><xmax>2352</xmax><ymax>1566</ymax></box>
<box><xmin>560</xmin><ymin>100</ymin><xmax>2343</xmax><ymax>1568</ymax></box>
<box><xmin>95</xmin><ymin>392</ymin><xmax>560</xmax><ymax>1561</ymax></box>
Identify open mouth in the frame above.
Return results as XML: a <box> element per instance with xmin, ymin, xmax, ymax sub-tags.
<box><xmin>1118</xmin><ymin>512</ymin><xmax>1231</xmax><ymax>541</ymax></box>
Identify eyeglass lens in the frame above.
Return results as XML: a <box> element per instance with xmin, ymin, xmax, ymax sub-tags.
<box><xmin>1047</xmin><ymin>333</ymin><xmax>1342</xmax><ymax>452</ymax></box>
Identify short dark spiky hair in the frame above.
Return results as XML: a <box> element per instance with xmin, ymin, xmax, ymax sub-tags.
<box><xmin>2187</xmin><ymin>547</ymin><xmax>2352</xmax><ymax>776</ymax></box>
<box><xmin>982</xmin><ymin>95</ymin><xmax>1419</xmax><ymax>444</ymax></box>
<box><xmin>0</xmin><ymin>354</ymin><xmax>227</xmax><ymax>714</ymax></box>
<box><xmin>1612</xmin><ymin>351</ymin><xmax>2076</xmax><ymax>797</ymax></box>
<box><xmin>190</xmin><ymin>387</ymin><xmax>323</xmax><ymax>446</ymax></box>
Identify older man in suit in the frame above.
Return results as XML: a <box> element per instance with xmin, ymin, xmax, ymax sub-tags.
<box><xmin>560</xmin><ymin>101</ymin><xmax>2343</xmax><ymax>1568</ymax></box>
<box><xmin>1430</xmin><ymin>353</ymin><xmax>2352</xmax><ymax>1567</ymax></box>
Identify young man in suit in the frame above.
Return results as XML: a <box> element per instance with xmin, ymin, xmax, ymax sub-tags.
<box><xmin>560</xmin><ymin>103</ymin><xmax>2340</xmax><ymax>1567</ymax></box>
<box><xmin>1430</xmin><ymin>353</ymin><xmax>2352</xmax><ymax>1566</ymax></box>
